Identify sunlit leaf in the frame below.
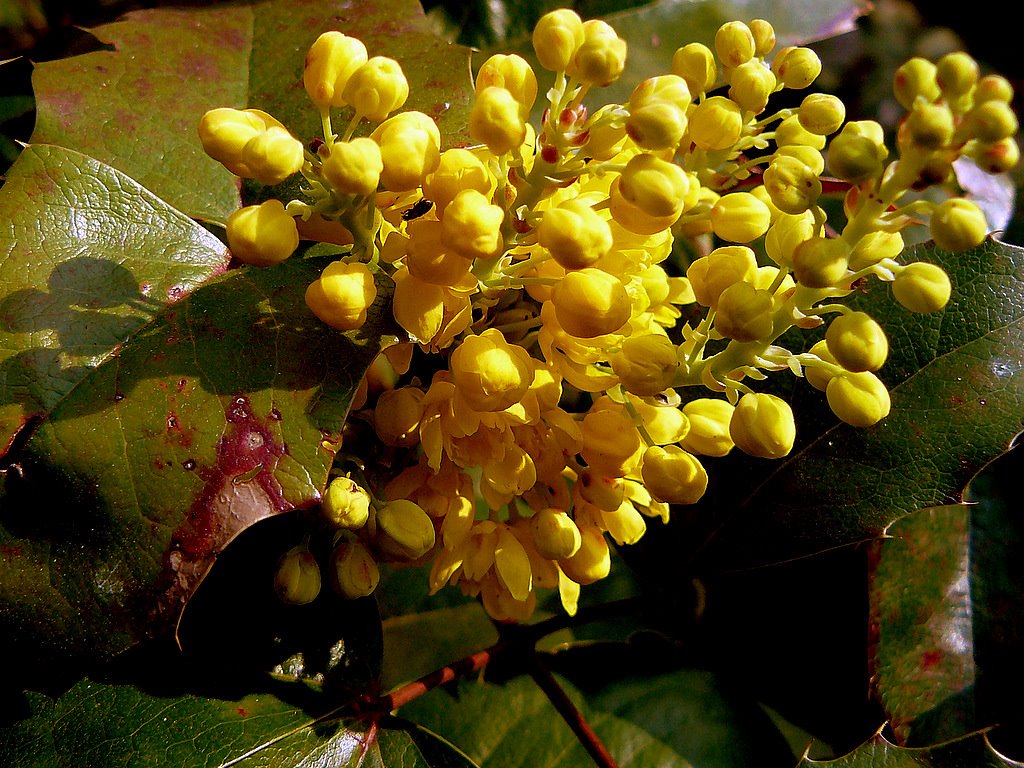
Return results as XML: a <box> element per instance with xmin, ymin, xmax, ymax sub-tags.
<box><xmin>30</xmin><ymin>0</ymin><xmax>474</xmax><ymax>223</ymax></box>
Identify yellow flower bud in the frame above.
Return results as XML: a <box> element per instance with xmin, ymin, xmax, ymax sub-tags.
<box><xmin>618</xmin><ymin>153</ymin><xmax>691</xmax><ymax>219</ymax></box>
<box><xmin>532</xmin><ymin>8</ymin><xmax>585</xmax><ymax>72</ymax></box>
<box><xmin>600</xmin><ymin>499</ymin><xmax>646</xmax><ymax>546</ymax></box>
<box><xmin>689</xmin><ymin>95</ymin><xmax>743</xmax><ymax>151</ymax></box>
<box><xmin>370</xmin><ymin>111</ymin><xmax>441</xmax><ymax>192</ymax></box>
<box><xmin>714</xmin><ymin>282</ymin><xmax>774</xmax><ymax>342</ymax></box>
<box><xmin>198</xmin><ymin>107</ymin><xmax>265</xmax><ymax>175</ymax></box>
<box><xmin>476</xmin><ymin>53</ymin><xmax>538</xmax><ymax>115</ymax></box>
<box><xmin>827</xmin><ymin>120</ymin><xmax>888</xmax><ymax>183</ymax></box>
<box><xmin>423</xmin><ymin>148</ymin><xmax>493</xmax><ymax>214</ymax></box>
<box><xmin>892</xmin><ymin>262</ymin><xmax>951</xmax><ymax>313</ymax></box>
<box><xmin>441</xmin><ymin>188</ymin><xmax>504</xmax><ymax>260</ymax></box>
<box><xmin>611</xmin><ymin>334</ymin><xmax>679</xmax><ymax>396</ymax></box>
<box><xmin>730</xmin><ymin>392</ymin><xmax>795</xmax><ymax>459</ymax></box>
<box><xmin>570</xmin><ymin>19</ymin><xmax>627</xmax><ymax>87</ymax></box>
<box><xmin>551</xmin><ymin>268</ymin><xmax>631</xmax><ymax>338</ymax></box>
<box><xmin>804</xmin><ymin>339</ymin><xmax>839</xmax><ymax>392</ymax></box>
<box><xmin>765</xmin><ymin>210</ymin><xmax>816</xmax><ymax>268</ymax></box>
<box><xmin>641</xmin><ymin>445</ymin><xmax>708</xmax><ymax>504</ymax></box>
<box><xmin>826</xmin><ymin>311</ymin><xmax>888</xmax><ymax>372</ymax></box>
<box><xmin>749</xmin><ymin>19</ymin><xmax>776</xmax><ymax>56</ymax></box>
<box><xmin>893</xmin><ymin>57</ymin><xmax>940</xmax><ymax>111</ymax></box>
<box><xmin>798</xmin><ymin>93</ymin><xmax>846</xmax><ymax>136</ymax></box>
<box><xmin>728</xmin><ymin>60</ymin><xmax>776</xmax><ymax>114</ymax></box>
<box><xmin>930</xmin><ymin>198</ymin><xmax>988</xmax><ymax>251</ymax></box>
<box><xmin>763</xmin><ymin>155</ymin><xmax>821</xmax><ymax>215</ymax></box>
<box><xmin>226</xmin><ymin>200</ymin><xmax>299</xmax><ymax>267</ymax></box>
<box><xmin>631</xmin><ymin>398</ymin><xmax>690</xmax><ymax>445</ymax></box>
<box><xmin>969</xmin><ymin>137</ymin><xmax>1020</xmax><ymax>175</ymax></box>
<box><xmin>680</xmin><ymin>398</ymin><xmax>735</xmax><ymax>456</ymax></box>
<box><xmin>405</xmin><ymin>220</ymin><xmax>473</xmax><ymax>286</ymax></box>
<box><xmin>578</xmin><ymin>469</ymin><xmax>625</xmax><ymax>511</ymax></box>
<box><xmin>581</xmin><ymin>408</ymin><xmax>643</xmax><ymax>476</ymax></box>
<box><xmin>470</xmin><ymin>85</ymin><xmax>527</xmax><ymax>155</ymax></box>
<box><xmin>539</xmin><ymin>198</ymin><xmax>613</xmax><ymax>270</ymax></box>
<box><xmin>305</xmin><ymin>260</ymin><xmax>377</xmax><ymax>331</ymax></box>
<box><xmin>560</xmin><ymin>525</ymin><xmax>610</xmax><ymax>585</ymax></box>
<box><xmin>450</xmin><ymin>329</ymin><xmax>533</xmax><ymax>412</ymax></box>
<box><xmin>241</xmin><ymin>126</ymin><xmax>304</xmax><ymax>185</ymax></box>
<box><xmin>330</xmin><ymin>541</ymin><xmax>380</xmax><ymax>599</ymax></box>
<box><xmin>377</xmin><ymin>498</ymin><xmax>436</xmax><ymax>560</ymax></box>
<box><xmin>373</xmin><ymin>386</ymin><xmax>425</xmax><ymax>447</ymax></box>
<box><xmin>974</xmin><ymin>74</ymin><xmax>1014</xmax><ymax>105</ymax></box>
<box><xmin>710</xmin><ymin>192</ymin><xmax>772</xmax><ymax>243</ymax></box>
<box><xmin>274</xmin><ymin>546</ymin><xmax>321</xmax><ymax>605</ymax></box>
<box><xmin>826</xmin><ymin>371</ymin><xmax>890</xmax><ymax>427</ymax></box>
<box><xmin>968</xmin><ymin>100</ymin><xmax>1019</xmax><ymax>143</ymax></box>
<box><xmin>936</xmin><ymin>51</ymin><xmax>979</xmax><ymax>98</ymax></box>
<box><xmin>530</xmin><ymin>508</ymin><xmax>582</xmax><ymax>560</ymax></box>
<box><xmin>343</xmin><ymin>56</ymin><xmax>409</xmax><ymax>122</ymax></box>
<box><xmin>303</xmin><ymin>31</ymin><xmax>368</xmax><ymax>109</ymax></box>
<box><xmin>322</xmin><ymin>476</ymin><xmax>371</xmax><ymax>529</ymax></box>
<box><xmin>626</xmin><ymin>74</ymin><xmax>691</xmax><ymax>150</ymax></box>
<box><xmin>686</xmin><ymin>245</ymin><xmax>758</xmax><ymax>308</ymax></box>
<box><xmin>775</xmin><ymin>113</ymin><xmax>826</xmax><ymax>149</ymax></box>
<box><xmin>907</xmin><ymin>102</ymin><xmax>954</xmax><ymax>149</ymax></box>
<box><xmin>608</xmin><ymin>177</ymin><xmax>679</xmax><ymax>235</ymax></box>
<box><xmin>715</xmin><ymin>21</ymin><xmax>755</xmax><ymax>68</ymax></box>
<box><xmin>391</xmin><ymin>268</ymin><xmax>446</xmax><ymax>344</ymax></box>
<box><xmin>772</xmin><ymin>46</ymin><xmax>821</xmax><ymax>89</ymax></box>
<box><xmin>792</xmin><ymin>236</ymin><xmax>849</xmax><ymax>288</ymax></box>
<box><xmin>672</xmin><ymin>42</ymin><xmax>717</xmax><ymax>94</ymax></box>
<box><xmin>848</xmin><ymin>230</ymin><xmax>905</xmax><ymax>271</ymax></box>
<box><xmin>321</xmin><ymin>137</ymin><xmax>383</xmax><ymax>196</ymax></box>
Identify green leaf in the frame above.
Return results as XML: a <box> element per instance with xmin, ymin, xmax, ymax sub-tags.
<box><xmin>0</xmin><ymin>147</ymin><xmax>394</xmax><ymax>671</ymax></box>
<box><xmin>0</xmin><ymin>674</ymin><xmax>478</xmax><ymax>768</ymax></box>
<box><xmin>400</xmin><ymin>671</ymin><xmax>694</xmax><ymax>767</ymax></box>
<box><xmin>30</xmin><ymin>4</ymin><xmax>253</xmax><ymax>224</ymax></box>
<box><xmin>627</xmin><ymin>239</ymin><xmax>1024</xmax><ymax>573</ymax></box>
<box><xmin>869</xmin><ymin>445</ymin><xmax>1024</xmax><ymax>747</ymax></box>
<box><xmin>546</xmin><ymin>642</ymin><xmax>798</xmax><ymax>767</ymax></box>
<box><xmin>381</xmin><ymin>603</ymin><xmax>499</xmax><ymax>691</ymax></box>
<box><xmin>869</xmin><ymin>505</ymin><xmax>976</xmax><ymax>745</ymax></box>
<box><xmin>29</xmin><ymin>0</ymin><xmax>474</xmax><ymax>223</ymax></box>
<box><xmin>0</xmin><ymin>144</ymin><xmax>230</xmax><ymax>455</ymax></box>
<box><xmin>798</xmin><ymin>729</ymin><xmax>1024</xmax><ymax>767</ymax></box>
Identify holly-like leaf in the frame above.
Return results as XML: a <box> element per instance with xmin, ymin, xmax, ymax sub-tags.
<box><xmin>627</xmin><ymin>239</ymin><xmax>1024</xmax><ymax>574</ymax></box>
<box><xmin>399</xmin><ymin>671</ymin><xmax>693</xmax><ymax>767</ymax></box>
<box><xmin>0</xmin><ymin>145</ymin><xmax>394</xmax><ymax>672</ymax></box>
<box><xmin>869</xmin><ymin>505</ymin><xmax>976</xmax><ymax>745</ymax></box>
<box><xmin>798</xmin><ymin>729</ymin><xmax>1024</xmax><ymax>767</ymax></box>
<box><xmin>0</xmin><ymin>675</ymin><xmax>478</xmax><ymax>768</ymax></box>
<box><xmin>869</xmin><ymin>445</ymin><xmax>1024</xmax><ymax>747</ymax></box>
<box><xmin>0</xmin><ymin>144</ymin><xmax>230</xmax><ymax>456</ymax></box>
<box><xmin>29</xmin><ymin>0</ymin><xmax>475</xmax><ymax>223</ymax></box>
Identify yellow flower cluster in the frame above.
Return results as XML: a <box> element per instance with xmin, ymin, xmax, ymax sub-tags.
<box><xmin>200</xmin><ymin>11</ymin><xmax>1018</xmax><ymax>620</ymax></box>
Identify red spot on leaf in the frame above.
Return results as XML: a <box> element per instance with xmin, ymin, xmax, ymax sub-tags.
<box><xmin>921</xmin><ymin>649</ymin><xmax>943</xmax><ymax>670</ymax></box>
<box><xmin>1</xmin><ymin>545</ymin><xmax>24</xmax><ymax>558</ymax></box>
<box><xmin>237</xmin><ymin>707</ymin><xmax>248</xmax><ymax>717</ymax></box>
<box><xmin>155</xmin><ymin>394</ymin><xmax>291</xmax><ymax>626</ymax></box>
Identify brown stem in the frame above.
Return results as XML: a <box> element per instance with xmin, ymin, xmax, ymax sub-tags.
<box><xmin>372</xmin><ymin>643</ymin><xmax>504</xmax><ymax>714</ymax></box>
<box><xmin>528</xmin><ymin>656</ymin><xmax>620</xmax><ymax>768</ymax></box>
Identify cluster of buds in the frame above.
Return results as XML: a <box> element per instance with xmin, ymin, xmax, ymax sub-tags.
<box><xmin>199</xmin><ymin>10</ymin><xmax>1018</xmax><ymax>620</ymax></box>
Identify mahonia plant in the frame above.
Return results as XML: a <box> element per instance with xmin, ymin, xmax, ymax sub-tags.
<box><xmin>199</xmin><ymin>10</ymin><xmax>1019</xmax><ymax>621</ymax></box>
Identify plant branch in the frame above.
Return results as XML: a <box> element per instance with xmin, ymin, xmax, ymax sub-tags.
<box><xmin>528</xmin><ymin>655</ymin><xmax>620</xmax><ymax>768</ymax></box>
